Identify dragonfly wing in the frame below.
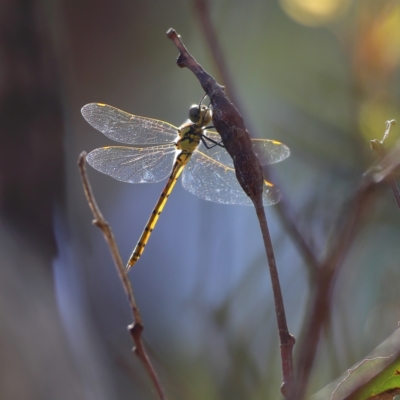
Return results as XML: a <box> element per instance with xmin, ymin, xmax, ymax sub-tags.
<box><xmin>200</xmin><ymin>132</ymin><xmax>290</xmax><ymax>166</ymax></box>
<box><xmin>251</xmin><ymin>138</ymin><xmax>290</xmax><ymax>165</ymax></box>
<box><xmin>198</xmin><ymin>132</ymin><xmax>234</xmax><ymax>167</ymax></box>
<box><xmin>182</xmin><ymin>150</ymin><xmax>281</xmax><ymax>206</ymax></box>
<box><xmin>86</xmin><ymin>144</ymin><xmax>176</xmax><ymax>183</ymax></box>
<box><xmin>82</xmin><ymin>103</ymin><xmax>178</xmax><ymax>145</ymax></box>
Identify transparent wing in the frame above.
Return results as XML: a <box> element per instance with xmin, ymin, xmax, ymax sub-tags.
<box><xmin>200</xmin><ymin>132</ymin><xmax>290</xmax><ymax>167</ymax></box>
<box><xmin>81</xmin><ymin>103</ymin><xmax>178</xmax><ymax>145</ymax></box>
<box><xmin>86</xmin><ymin>144</ymin><xmax>176</xmax><ymax>183</ymax></box>
<box><xmin>182</xmin><ymin>150</ymin><xmax>281</xmax><ymax>206</ymax></box>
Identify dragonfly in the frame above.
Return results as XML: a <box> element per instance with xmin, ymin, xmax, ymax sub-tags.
<box><xmin>81</xmin><ymin>101</ymin><xmax>290</xmax><ymax>272</ymax></box>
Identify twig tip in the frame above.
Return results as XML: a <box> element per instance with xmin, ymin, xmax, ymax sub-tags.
<box><xmin>78</xmin><ymin>151</ymin><xmax>87</xmax><ymax>167</ymax></box>
<box><xmin>166</xmin><ymin>28</ymin><xmax>177</xmax><ymax>38</ymax></box>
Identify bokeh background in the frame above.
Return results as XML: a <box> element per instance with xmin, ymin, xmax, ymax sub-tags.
<box><xmin>1</xmin><ymin>0</ymin><xmax>400</xmax><ymax>399</ymax></box>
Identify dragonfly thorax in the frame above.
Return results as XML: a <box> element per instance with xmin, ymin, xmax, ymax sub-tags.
<box><xmin>174</xmin><ymin>104</ymin><xmax>212</xmax><ymax>154</ymax></box>
<box><xmin>176</xmin><ymin>122</ymin><xmax>203</xmax><ymax>154</ymax></box>
<box><xmin>188</xmin><ymin>104</ymin><xmax>212</xmax><ymax>127</ymax></box>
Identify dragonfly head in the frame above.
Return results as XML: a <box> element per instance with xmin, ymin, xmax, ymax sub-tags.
<box><xmin>189</xmin><ymin>104</ymin><xmax>212</xmax><ymax>127</ymax></box>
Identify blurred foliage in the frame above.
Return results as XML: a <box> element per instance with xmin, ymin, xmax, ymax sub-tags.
<box><xmin>312</xmin><ymin>329</ymin><xmax>400</xmax><ymax>399</ymax></box>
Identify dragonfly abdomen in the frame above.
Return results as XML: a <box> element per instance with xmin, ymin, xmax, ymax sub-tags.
<box><xmin>126</xmin><ymin>157</ymin><xmax>187</xmax><ymax>271</ymax></box>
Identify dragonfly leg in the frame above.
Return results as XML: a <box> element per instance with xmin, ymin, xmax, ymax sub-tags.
<box><xmin>201</xmin><ymin>134</ymin><xmax>225</xmax><ymax>149</ymax></box>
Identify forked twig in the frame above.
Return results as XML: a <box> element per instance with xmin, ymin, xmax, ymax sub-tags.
<box><xmin>166</xmin><ymin>28</ymin><xmax>295</xmax><ymax>398</ymax></box>
<box><xmin>78</xmin><ymin>152</ymin><xmax>167</xmax><ymax>400</ymax></box>
<box><xmin>294</xmin><ymin>144</ymin><xmax>400</xmax><ymax>399</ymax></box>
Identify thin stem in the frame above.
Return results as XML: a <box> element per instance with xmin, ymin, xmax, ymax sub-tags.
<box><xmin>78</xmin><ymin>152</ymin><xmax>167</xmax><ymax>400</ymax></box>
<box><xmin>254</xmin><ymin>200</ymin><xmax>295</xmax><ymax>398</ymax></box>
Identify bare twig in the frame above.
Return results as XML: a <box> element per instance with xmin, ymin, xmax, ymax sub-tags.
<box><xmin>255</xmin><ymin>205</ymin><xmax>296</xmax><ymax>397</ymax></box>
<box><xmin>167</xmin><ymin>28</ymin><xmax>295</xmax><ymax>398</ymax></box>
<box><xmin>370</xmin><ymin>120</ymin><xmax>400</xmax><ymax>209</ymax></box>
<box><xmin>78</xmin><ymin>152</ymin><xmax>167</xmax><ymax>400</ymax></box>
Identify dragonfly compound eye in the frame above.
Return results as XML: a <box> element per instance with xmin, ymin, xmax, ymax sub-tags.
<box><xmin>189</xmin><ymin>105</ymin><xmax>201</xmax><ymax>123</ymax></box>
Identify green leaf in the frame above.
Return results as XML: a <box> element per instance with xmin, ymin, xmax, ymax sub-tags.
<box><xmin>311</xmin><ymin>329</ymin><xmax>400</xmax><ymax>399</ymax></box>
